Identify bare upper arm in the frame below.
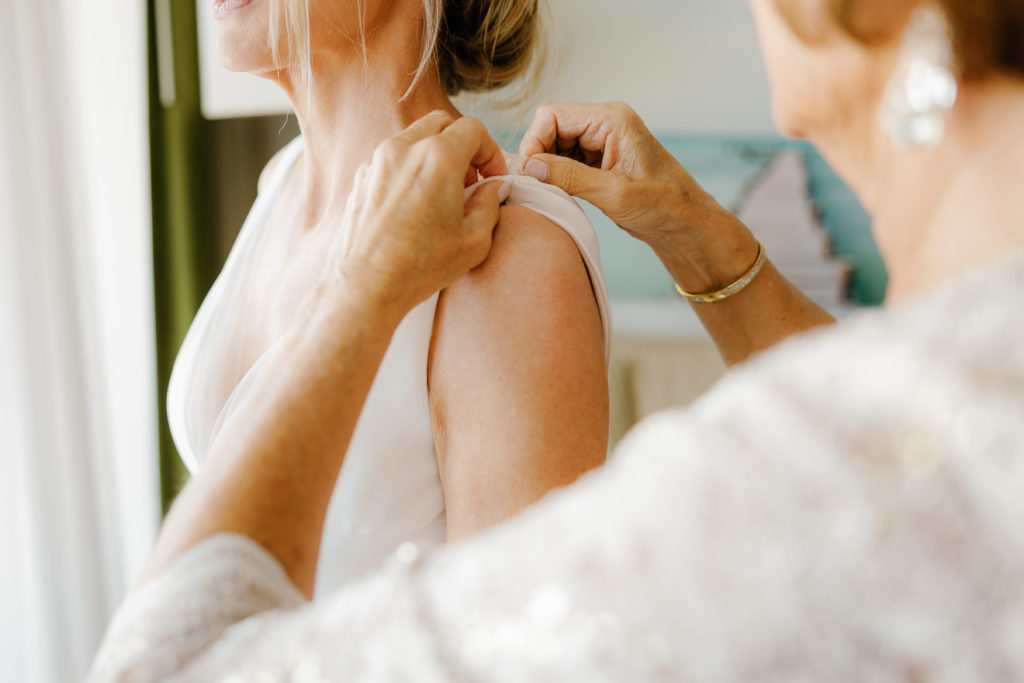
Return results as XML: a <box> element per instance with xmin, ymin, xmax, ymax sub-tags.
<box><xmin>428</xmin><ymin>204</ymin><xmax>609</xmax><ymax>541</ymax></box>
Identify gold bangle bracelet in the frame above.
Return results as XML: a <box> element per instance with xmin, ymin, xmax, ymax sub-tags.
<box><xmin>675</xmin><ymin>241</ymin><xmax>767</xmax><ymax>304</ymax></box>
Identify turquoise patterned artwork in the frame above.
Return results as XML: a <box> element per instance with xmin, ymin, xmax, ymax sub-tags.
<box><xmin>580</xmin><ymin>135</ymin><xmax>888</xmax><ymax>306</ymax></box>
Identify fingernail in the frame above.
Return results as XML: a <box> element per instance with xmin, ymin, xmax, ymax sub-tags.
<box><xmin>523</xmin><ymin>158</ymin><xmax>548</xmax><ymax>182</ymax></box>
<box><xmin>498</xmin><ymin>181</ymin><xmax>512</xmax><ymax>203</ymax></box>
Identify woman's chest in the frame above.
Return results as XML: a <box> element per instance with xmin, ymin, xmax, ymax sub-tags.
<box><xmin>237</xmin><ymin>214</ymin><xmax>336</xmax><ymax>362</ymax></box>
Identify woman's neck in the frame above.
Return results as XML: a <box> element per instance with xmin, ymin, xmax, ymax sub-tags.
<box><xmin>867</xmin><ymin>77</ymin><xmax>1024</xmax><ymax>303</ymax></box>
<box><xmin>270</xmin><ymin>20</ymin><xmax>460</xmax><ymax>229</ymax></box>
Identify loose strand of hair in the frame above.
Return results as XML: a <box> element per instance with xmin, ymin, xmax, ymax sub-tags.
<box><xmin>400</xmin><ymin>0</ymin><xmax>444</xmax><ymax>102</ymax></box>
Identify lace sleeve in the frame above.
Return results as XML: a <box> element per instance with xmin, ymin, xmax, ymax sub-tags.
<box><xmin>87</xmin><ymin>531</ymin><xmax>463</xmax><ymax>682</ymax></box>
<box><xmin>86</xmin><ymin>535</ymin><xmax>307</xmax><ymax>681</ymax></box>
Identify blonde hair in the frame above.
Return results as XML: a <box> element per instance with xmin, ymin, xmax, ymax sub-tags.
<box><xmin>268</xmin><ymin>0</ymin><xmax>547</xmax><ymax>106</ymax></box>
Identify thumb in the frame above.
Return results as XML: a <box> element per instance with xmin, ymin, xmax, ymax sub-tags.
<box><xmin>522</xmin><ymin>153</ymin><xmax>612</xmax><ymax>206</ymax></box>
<box><xmin>461</xmin><ymin>180</ymin><xmax>509</xmax><ymax>268</ymax></box>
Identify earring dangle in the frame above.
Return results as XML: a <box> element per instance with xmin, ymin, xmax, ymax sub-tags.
<box><xmin>881</xmin><ymin>6</ymin><xmax>959</xmax><ymax>148</ymax></box>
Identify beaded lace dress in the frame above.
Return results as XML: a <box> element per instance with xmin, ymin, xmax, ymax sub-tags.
<box><xmin>92</xmin><ymin>252</ymin><xmax>1024</xmax><ymax>681</ymax></box>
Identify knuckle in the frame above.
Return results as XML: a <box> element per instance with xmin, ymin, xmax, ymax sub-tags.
<box><xmin>529</xmin><ymin>105</ymin><xmax>553</xmax><ymax>131</ymax></box>
<box><xmin>375</xmin><ymin>138</ymin><xmax>402</xmax><ymax>162</ymax></box>
<box><xmin>423</xmin><ymin>137</ymin><xmax>452</xmax><ymax>163</ymax></box>
<box><xmin>370</xmin><ymin>145</ymin><xmax>386</xmax><ymax>165</ymax></box>
<box><xmin>612</xmin><ymin>101</ymin><xmax>627</xmax><ymax>117</ymax></box>
<box><xmin>431</xmin><ymin>109</ymin><xmax>453</xmax><ymax>124</ymax></box>
<box><xmin>537</xmin><ymin>103</ymin><xmax>562</xmax><ymax>120</ymax></box>
<box><xmin>453</xmin><ymin>116</ymin><xmax>484</xmax><ymax>141</ymax></box>
<box><xmin>425</xmin><ymin>134</ymin><xmax>448</xmax><ymax>151</ymax></box>
<box><xmin>610</xmin><ymin>101</ymin><xmax>637</xmax><ymax>122</ymax></box>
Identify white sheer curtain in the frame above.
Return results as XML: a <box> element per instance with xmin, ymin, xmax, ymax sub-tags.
<box><xmin>0</xmin><ymin>1</ymin><xmax>159</xmax><ymax>681</ymax></box>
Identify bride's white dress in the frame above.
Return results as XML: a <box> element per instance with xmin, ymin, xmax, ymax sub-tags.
<box><xmin>165</xmin><ymin>137</ymin><xmax>611</xmax><ymax>594</ymax></box>
<box><xmin>91</xmin><ymin>250</ymin><xmax>1024</xmax><ymax>681</ymax></box>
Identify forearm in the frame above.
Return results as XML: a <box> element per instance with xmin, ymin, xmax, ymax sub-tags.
<box><xmin>651</xmin><ymin>199</ymin><xmax>835</xmax><ymax>366</ymax></box>
<box><xmin>142</xmin><ymin>286</ymin><xmax>404</xmax><ymax>596</ymax></box>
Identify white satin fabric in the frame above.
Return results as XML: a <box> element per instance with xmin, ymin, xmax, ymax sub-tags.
<box><xmin>91</xmin><ymin>250</ymin><xmax>1024</xmax><ymax>681</ymax></box>
<box><xmin>166</xmin><ymin>138</ymin><xmax>611</xmax><ymax>595</ymax></box>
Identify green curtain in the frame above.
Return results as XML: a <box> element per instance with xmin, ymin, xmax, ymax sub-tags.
<box><xmin>147</xmin><ymin>0</ymin><xmax>219</xmax><ymax>512</ymax></box>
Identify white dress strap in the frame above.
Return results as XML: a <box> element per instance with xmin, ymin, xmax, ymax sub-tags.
<box><xmin>465</xmin><ymin>174</ymin><xmax>614</xmax><ymax>363</ymax></box>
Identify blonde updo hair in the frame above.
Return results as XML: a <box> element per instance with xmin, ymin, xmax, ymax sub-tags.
<box><xmin>268</xmin><ymin>0</ymin><xmax>547</xmax><ymax>104</ymax></box>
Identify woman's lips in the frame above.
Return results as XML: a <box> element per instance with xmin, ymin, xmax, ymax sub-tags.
<box><xmin>213</xmin><ymin>0</ymin><xmax>254</xmax><ymax>19</ymax></box>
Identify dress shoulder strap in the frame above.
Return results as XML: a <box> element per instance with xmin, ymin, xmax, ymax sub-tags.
<box><xmin>465</xmin><ymin>172</ymin><xmax>614</xmax><ymax>364</ymax></box>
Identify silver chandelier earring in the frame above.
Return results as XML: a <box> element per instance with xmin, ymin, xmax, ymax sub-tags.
<box><xmin>881</xmin><ymin>6</ymin><xmax>959</xmax><ymax>148</ymax></box>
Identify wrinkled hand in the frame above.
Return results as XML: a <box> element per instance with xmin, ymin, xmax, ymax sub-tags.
<box><xmin>518</xmin><ymin>102</ymin><xmax>729</xmax><ymax>252</ymax></box>
<box><xmin>327</xmin><ymin>111</ymin><xmax>510</xmax><ymax>316</ymax></box>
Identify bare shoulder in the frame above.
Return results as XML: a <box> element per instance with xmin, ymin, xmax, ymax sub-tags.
<box><xmin>441</xmin><ymin>203</ymin><xmax>600</xmax><ymax>317</ymax></box>
<box><xmin>429</xmin><ymin>202</ymin><xmax>606</xmax><ymax>398</ymax></box>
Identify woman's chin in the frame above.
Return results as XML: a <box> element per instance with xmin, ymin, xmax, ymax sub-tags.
<box><xmin>218</xmin><ymin>57</ymin><xmax>258</xmax><ymax>74</ymax></box>
<box><xmin>216</xmin><ymin>41</ymin><xmax>272</xmax><ymax>74</ymax></box>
